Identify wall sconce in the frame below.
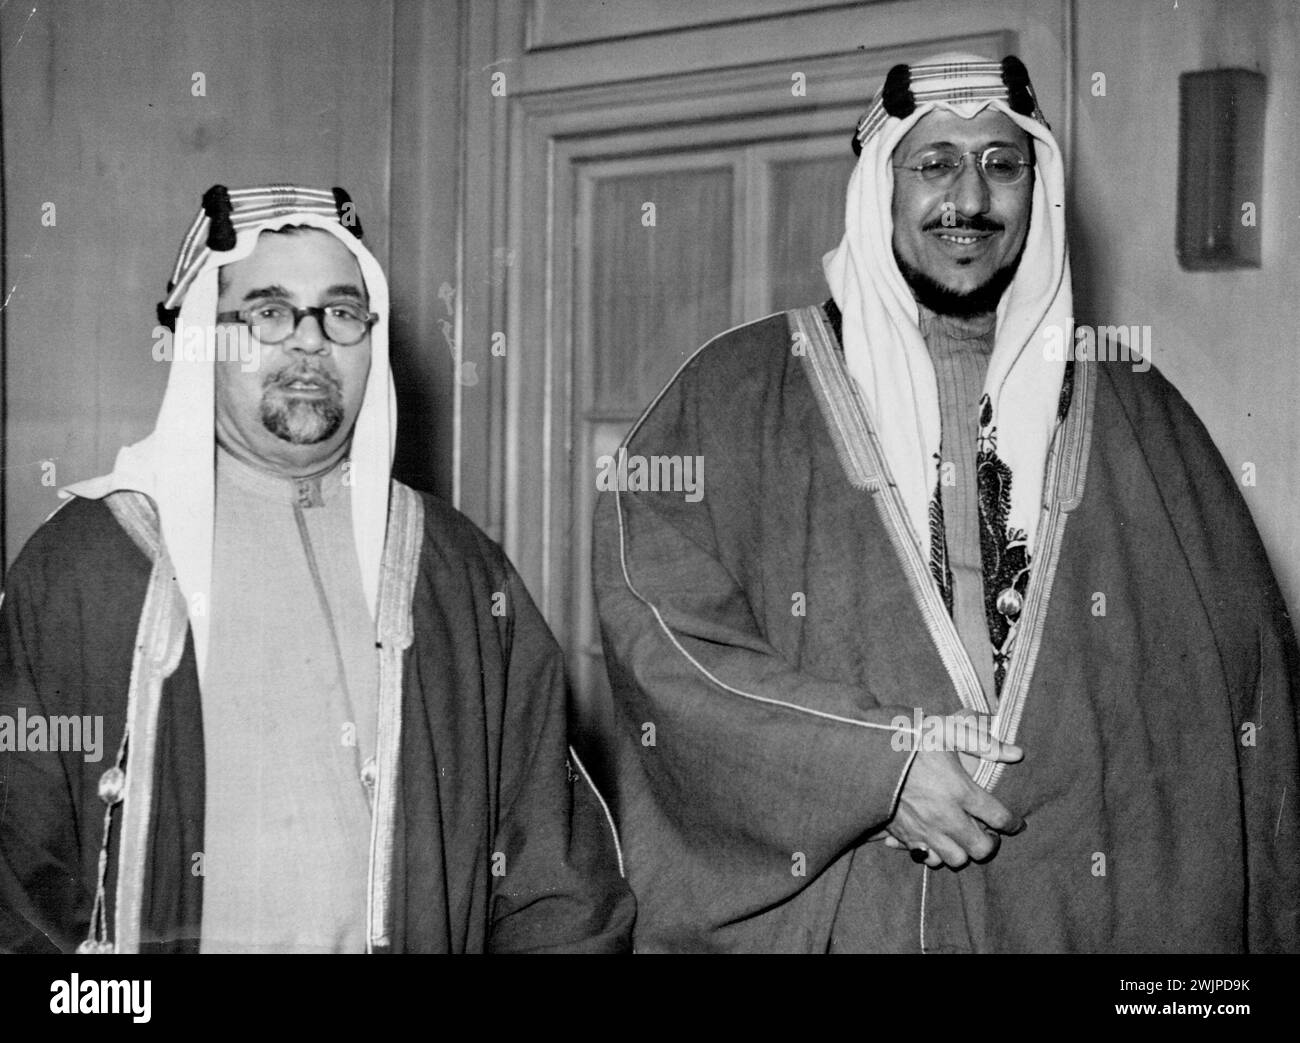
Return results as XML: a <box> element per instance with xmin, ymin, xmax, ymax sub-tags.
<box><xmin>1176</xmin><ymin>68</ymin><xmax>1266</xmax><ymax>270</ymax></box>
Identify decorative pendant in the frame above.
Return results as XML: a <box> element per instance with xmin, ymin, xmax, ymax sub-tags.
<box><xmin>97</xmin><ymin>767</ymin><xmax>126</xmax><ymax>806</ymax></box>
<box><xmin>996</xmin><ymin>587</ymin><xmax>1024</xmax><ymax>618</ymax></box>
<box><xmin>76</xmin><ymin>938</ymin><xmax>115</xmax><ymax>954</ymax></box>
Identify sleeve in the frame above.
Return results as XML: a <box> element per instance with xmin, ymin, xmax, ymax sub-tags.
<box><xmin>487</xmin><ymin>562</ymin><xmax>636</xmax><ymax>954</ymax></box>
<box><xmin>1185</xmin><ymin>421</ymin><xmax>1300</xmax><ymax>954</ymax></box>
<box><xmin>592</xmin><ymin>354</ymin><xmax>922</xmax><ymax>919</ymax></box>
<box><xmin>0</xmin><ymin>550</ymin><xmax>87</xmax><ymax>954</ymax></box>
<box><xmin>1241</xmin><ymin>600</ymin><xmax>1300</xmax><ymax>954</ymax></box>
<box><xmin>1135</xmin><ymin>366</ymin><xmax>1300</xmax><ymax>953</ymax></box>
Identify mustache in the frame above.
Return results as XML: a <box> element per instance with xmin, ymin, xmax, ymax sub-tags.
<box><xmin>264</xmin><ymin>362</ymin><xmax>342</xmax><ymax>393</ymax></box>
<box><xmin>923</xmin><ymin>215</ymin><xmax>1004</xmax><ymax>233</ymax></box>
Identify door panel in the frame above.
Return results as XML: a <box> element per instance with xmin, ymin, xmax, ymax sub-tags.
<box><xmin>589</xmin><ymin>168</ymin><xmax>735</xmax><ymax>413</ymax></box>
<box><xmin>768</xmin><ymin>152</ymin><xmax>859</xmax><ymax>312</ymax></box>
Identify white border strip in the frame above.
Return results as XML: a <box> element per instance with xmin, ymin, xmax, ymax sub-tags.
<box><xmin>568</xmin><ymin>745</ymin><xmax>625</xmax><ymax>878</ymax></box>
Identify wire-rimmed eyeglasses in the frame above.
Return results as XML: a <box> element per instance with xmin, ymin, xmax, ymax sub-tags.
<box><xmin>892</xmin><ymin>146</ymin><xmax>1033</xmax><ymax>187</ymax></box>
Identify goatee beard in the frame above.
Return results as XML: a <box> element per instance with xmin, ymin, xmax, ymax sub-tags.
<box><xmin>260</xmin><ymin>364</ymin><xmax>345</xmax><ymax>445</ymax></box>
<box><xmin>892</xmin><ymin>245</ymin><xmax>1023</xmax><ymax>320</ymax></box>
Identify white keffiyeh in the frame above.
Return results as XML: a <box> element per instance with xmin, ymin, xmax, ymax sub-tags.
<box><xmin>823</xmin><ymin>53</ymin><xmax>1073</xmax><ymax>561</ymax></box>
<box><xmin>62</xmin><ymin>186</ymin><xmax>395</xmax><ymax>678</ymax></box>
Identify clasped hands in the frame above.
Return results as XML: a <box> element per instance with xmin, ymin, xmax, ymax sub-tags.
<box><xmin>874</xmin><ymin>711</ymin><xmax>1025</xmax><ymax>870</ymax></box>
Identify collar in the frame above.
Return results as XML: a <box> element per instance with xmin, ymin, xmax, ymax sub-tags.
<box><xmin>916</xmin><ymin>302</ymin><xmax>997</xmax><ymax>349</ymax></box>
<box><xmin>216</xmin><ymin>446</ymin><xmax>348</xmax><ymax>509</ymax></box>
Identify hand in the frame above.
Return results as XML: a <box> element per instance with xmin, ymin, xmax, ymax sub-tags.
<box><xmin>881</xmin><ymin>712</ymin><xmax>1025</xmax><ymax>870</ymax></box>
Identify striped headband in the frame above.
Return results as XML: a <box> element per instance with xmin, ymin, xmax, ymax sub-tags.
<box><xmin>157</xmin><ymin>184</ymin><xmax>364</xmax><ymax>329</ymax></box>
<box><xmin>852</xmin><ymin>55</ymin><xmax>1048</xmax><ymax>155</ymax></box>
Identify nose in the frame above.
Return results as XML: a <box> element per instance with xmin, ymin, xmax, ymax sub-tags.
<box><xmin>949</xmin><ymin>155</ymin><xmax>991</xmax><ymax>218</ymax></box>
<box><xmin>286</xmin><ymin>312</ymin><xmax>328</xmax><ymax>354</ymax></box>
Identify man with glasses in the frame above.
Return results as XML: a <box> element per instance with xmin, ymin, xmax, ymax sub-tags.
<box><xmin>0</xmin><ymin>185</ymin><xmax>634</xmax><ymax>953</ymax></box>
<box><xmin>594</xmin><ymin>54</ymin><xmax>1299</xmax><ymax>951</ymax></box>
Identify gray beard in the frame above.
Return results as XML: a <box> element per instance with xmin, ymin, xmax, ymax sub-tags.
<box><xmin>260</xmin><ymin>389</ymin><xmax>344</xmax><ymax>445</ymax></box>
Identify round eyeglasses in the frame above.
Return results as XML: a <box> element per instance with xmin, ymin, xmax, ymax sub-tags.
<box><xmin>893</xmin><ymin>146</ymin><xmax>1032</xmax><ymax>187</ymax></box>
<box><xmin>215</xmin><ymin>301</ymin><xmax>378</xmax><ymax>346</ymax></box>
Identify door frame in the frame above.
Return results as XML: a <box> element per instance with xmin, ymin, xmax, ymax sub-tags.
<box><xmin>457</xmin><ymin>1</ymin><xmax>1075</xmax><ymax>648</ymax></box>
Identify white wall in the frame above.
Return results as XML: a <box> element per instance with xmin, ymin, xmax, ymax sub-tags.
<box><xmin>1</xmin><ymin>0</ymin><xmax>395</xmax><ymax>563</ymax></box>
<box><xmin>1070</xmin><ymin>0</ymin><xmax>1300</xmax><ymax>619</ymax></box>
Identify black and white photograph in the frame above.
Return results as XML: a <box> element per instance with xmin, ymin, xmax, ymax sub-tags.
<box><xmin>0</xmin><ymin>0</ymin><xmax>1295</xmax><ymax>1017</ymax></box>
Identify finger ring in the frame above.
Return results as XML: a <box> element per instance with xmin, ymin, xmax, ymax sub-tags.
<box><xmin>909</xmin><ymin>846</ymin><xmax>929</xmax><ymax>864</ymax></box>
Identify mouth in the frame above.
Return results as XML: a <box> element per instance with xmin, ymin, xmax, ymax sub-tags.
<box><xmin>927</xmin><ymin>228</ymin><xmax>999</xmax><ymax>264</ymax></box>
<box><xmin>278</xmin><ymin>381</ymin><xmax>331</xmax><ymax>399</ymax></box>
<box><xmin>269</xmin><ymin>369</ymin><xmax>340</xmax><ymax>398</ymax></box>
<box><xmin>930</xmin><ymin>229</ymin><xmax>996</xmax><ymax>247</ymax></box>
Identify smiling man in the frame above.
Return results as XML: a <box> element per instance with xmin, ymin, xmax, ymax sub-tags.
<box><xmin>889</xmin><ymin>109</ymin><xmax>1032</xmax><ymax>314</ymax></box>
<box><xmin>0</xmin><ymin>184</ymin><xmax>634</xmax><ymax>953</ymax></box>
<box><xmin>594</xmin><ymin>54</ymin><xmax>1299</xmax><ymax>952</ymax></box>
